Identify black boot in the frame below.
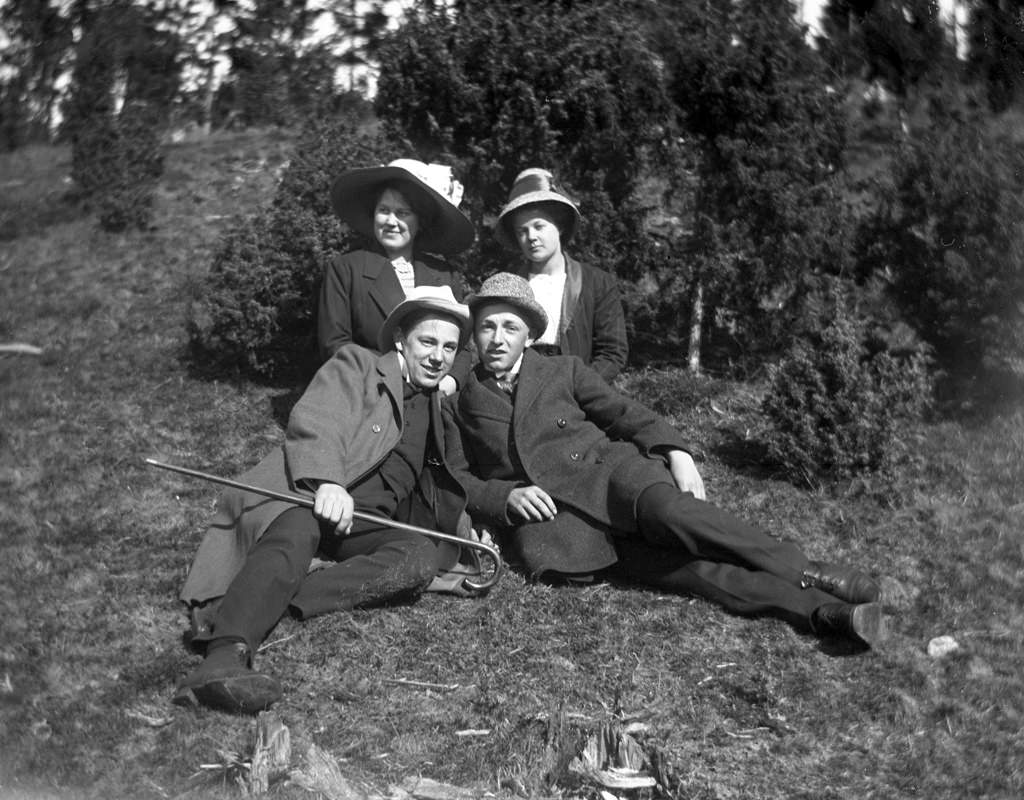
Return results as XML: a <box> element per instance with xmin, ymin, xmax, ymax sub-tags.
<box><xmin>811</xmin><ymin>602</ymin><xmax>886</xmax><ymax>648</ymax></box>
<box><xmin>801</xmin><ymin>561</ymin><xmax>880</xmax><ymax>604</ymax></box>
<box><xmin>173</xmin><ymin>640</ymin><xmax>282</xmax><ymax>714</ymax></box>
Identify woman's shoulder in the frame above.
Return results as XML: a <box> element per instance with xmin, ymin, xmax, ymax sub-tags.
<box><xmin>569</xmin><ymin>257</ymin><xmax>618</xmax><ymax>286</ymax></box>
<box><xmin>415</xmin><ymin>250</ymin><xmax>461</xmax><ymax>274</ymax></box>
<box><xmin>331</xmin><ymin>248</ymin><xmax>386</xmax><ymax>266</ymax></box>
<box><xmin>326</xmin><ymin>248</ymin><xmax>390</xmax><ymax>280</ymax></box>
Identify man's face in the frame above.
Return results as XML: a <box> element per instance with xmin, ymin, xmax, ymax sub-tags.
<box><xmin>474</xmin><ymin>302</ymin><xmax>534</xmax><ymax>376</ymax></box>
<box><xmin>396</xmin><ymin>316</ymin><xmax>461</xmax><ymax>389</ymax></box>
<box><xmin>512</xmin><ymin>207</ymin><xmax>562</xmax><ymax>265</ymax></box>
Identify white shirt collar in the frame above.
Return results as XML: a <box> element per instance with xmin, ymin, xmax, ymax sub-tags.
<box><xmin>495</xmin><ymin>352</ymin><xmax>525</xmax><ymax>381</ymax></box>
<box><xmin>396</xmin><ymin>351</ymin><xmax>410</xmax><ymax>382</ymax></box>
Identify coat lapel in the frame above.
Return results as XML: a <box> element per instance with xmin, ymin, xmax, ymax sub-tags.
<box><xmin>376</xmin><ymin>351</ymin><xmax>404</xmax><ymax>425</ymax></box>
<box><xmin>461</xmin><ymin>366</ymin><xmax>514</xmax><ymax>422</ymax></box>
<box><xmin>560</xmin><ymin>256</ymin><xmax>582</xmax><ymax>337</ymax></box>
<box><xmin>366</xmin><ymin>257</ymin><xmax>405</xmax><ymax>318</ymax></box>
<box><xmin>510</xmin><ymin>350</ymin><xmax>549</xmax><ymax>427</ymax></box>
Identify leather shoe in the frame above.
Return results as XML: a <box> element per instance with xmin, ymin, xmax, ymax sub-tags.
<box><xmin>173</xmin><ymin>640</ymin><xmax>282</xmax><ymax>714</ymax></box>
<box><xmin>801</xmin><ymin>560</ymin><xmax>880</xmax><ymax>604</ymax></box>
<box><xmin>811</xmin><ymin>602</ymin><xmax>886</xmax><ymax>648</ymax></box>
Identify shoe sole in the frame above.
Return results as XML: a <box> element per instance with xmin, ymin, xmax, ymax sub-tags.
<box><xmin>850</xmin><ymin>603</ymin><xmax>886</xmax><ymax>648</ymax></box>
<box><xmin>177</xmin><ymin>675</ymin><xmax>283</xmax><ymax>715</ymax></box>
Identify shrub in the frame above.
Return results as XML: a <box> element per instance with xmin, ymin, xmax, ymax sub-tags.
<box><xmin>64</xmin><ymin>2</ymin><xmax>176</xmax><ymax>232</ymax></box>
<box><xmin>761</xmin><ymin>283</ymin><xmax>933</xmax><ymax>485</ymax></box>
<box><xmin>93</xmin><ymin>102</ymin><xmax>164</xmax><ymax>232</ymax></box>
<box><xmin>374</xmin><ymin>0</ymin><xmax>671</xmax><ymax>288</ymax></box>
<box><xmin>855</xmin><ymin>105</ymin><xmax>1024</xmax><ymax>381</ymax></box>
<box><xmin>187</xmin><ymin>114</ymin><xmax>392</xmax><ymax>381</ymax></box>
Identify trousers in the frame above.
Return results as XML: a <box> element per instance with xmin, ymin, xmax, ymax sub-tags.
<box><xmin>610</xmin><ymin>483</ymin><xmax>836</xmax><ymax>628</ymax></box>
<box><xmin>210</xmin><ymin>506</ymin><xmax>443</xmax><ymax>653</ymax></box>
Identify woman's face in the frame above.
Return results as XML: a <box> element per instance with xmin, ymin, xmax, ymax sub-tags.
<box><xmin>512</xmin><ymin>207</ymin><xmax>562</xmax><ymax>265</ymax></box>
<box><xmin>374</xmin><ymin>187</ymin><xmax>420</xmax><ymax>257</ymax></box>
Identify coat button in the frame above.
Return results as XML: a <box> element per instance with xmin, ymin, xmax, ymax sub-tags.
<box><xmin>371</xmin><ymin>424</ymin><xmax>382</xmax><ymax>433</ymax></box>
<box><xmin>557</xmin><ymin>418</ymin><xmax>567</xmax><ymax>427</ymax></box>
<box><xmin>570</xmin><ymin>452</ymin><xmax>580</xmax><ymax>461</ymax></box>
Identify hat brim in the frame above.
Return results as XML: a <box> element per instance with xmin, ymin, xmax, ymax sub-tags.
<box><xmin>494</xmin><ymin>193</ymin><xmax>581</xmax><ymax>250</ymax></box>
<box><xmin>377</xmin><ymin>296</ymin><xmax>473</xmax><ymax>353</ymax></box>
<box><xmin>467</xmin><ymin>294</ymin><xmax>548</xmax><ymax>339</ymax></box>
<box><xmin>331</xmin><ymin>165</ymin><xmax>476</xmax><ymax>255</ymax></box>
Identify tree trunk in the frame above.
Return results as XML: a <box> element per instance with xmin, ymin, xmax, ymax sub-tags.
<box><xmin>688</xmin><ymin>281</ymin><xmax>704</xmax><ymax>375</ymax></box>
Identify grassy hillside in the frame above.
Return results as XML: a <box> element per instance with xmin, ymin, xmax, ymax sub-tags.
<box><xmin>1</xmin><ymin>129</ymin><xmax>1022</xmax><ymax>799</ymax></box>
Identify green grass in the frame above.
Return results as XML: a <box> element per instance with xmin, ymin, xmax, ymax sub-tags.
<box><xmin>1</xmin><ymin>131</ymin><xmax>1022</xmax><ymax>799</ymax></box>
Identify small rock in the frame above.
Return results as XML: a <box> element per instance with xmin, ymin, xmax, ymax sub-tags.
<box><xmin>927</xmin><ymin>635</ymin><xmax>960</xmax><ymax>658</ymax></box>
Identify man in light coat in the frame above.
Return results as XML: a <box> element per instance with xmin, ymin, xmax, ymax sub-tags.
<box><xmin>175</xmin><ymin>286</ymin><xmax>472</xmax><ymax>714</ymax></box>
<box><xmin>443</xmin><ymin>273</ymin><xmax>887</xmax><ymax>648</ymax></box>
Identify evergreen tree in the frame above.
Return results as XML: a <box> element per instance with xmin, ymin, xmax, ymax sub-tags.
<box><xmin>968</xmin><ymin>0</ymin><xmax>1024</xmax><ymax>111</ymax></box>
<box><xmin>374</xmin><ymin>0</ymin><xmax>673</xmax><ymax>298</ymax></box>
<box><xmin>63</xmin><ymin>1</ymin><xmax>180</xmax><ymax>231</ymax></box>
<box><xmin>0</xmin><ymin>0</ymin><xmax>75</xmax><ymax>148</ymax></box>
<box><xmin>661</xmin><ymin>0</ymin><xmax>849</xmax><ymax>372</ymax></box>
<box><xmin>818</xmin><ymin>0</ymin><xmax>951</xmax><ymax>132</ymax></box>
<box><xmin>855</xmin><ymin>105</ymin><xmax>1024</xmax><ymax>380</ymax></box>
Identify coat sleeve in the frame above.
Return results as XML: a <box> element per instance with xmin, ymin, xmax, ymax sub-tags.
<box><xmin>441</xmin><ymin>397</ymin><xmax>521</xmax><ymax>527</ymax></box>
<box><xmin>284</xmin><ymin>347</ymin><xmax>375</xmax><ymax>488</ymax></box>
<box><xmin>588</xmin><ymin>269</ymin><xmax>628</xmax><ymax>382</ymax></box>
<box><xmin>317</xmin><ymin>252</ymin><xmax>357</xmax><ymax>362</ymax></box>
<box><xmin>570</xmin><ymin>358</ymin><xmax>692</xmax><ymax>456</ymax></box>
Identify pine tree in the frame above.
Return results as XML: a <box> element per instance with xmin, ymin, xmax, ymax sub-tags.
<box><xmin>661</xmin><ymin>0</ymin><xmax>849</xmax><ymax>372</ymax></box>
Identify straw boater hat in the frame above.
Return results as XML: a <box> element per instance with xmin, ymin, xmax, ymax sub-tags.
<box><xmin>466</xmin><ymin>272</ymin><xmax>548</xmax><ymax>338</ymax></box>
<box><xmin>494</xmin><ymin>168</ymin><xmax>582</xmax><ymax>250</ymax></box>
<box><xmin>377</xmin><ymin>284</ymin><xmax>472</xmax><ymax>353</ymax></box>
<box><xmin>331</xmin><ymin>158</ymin><xmax>476</xmax><ymax>255</ymax></box>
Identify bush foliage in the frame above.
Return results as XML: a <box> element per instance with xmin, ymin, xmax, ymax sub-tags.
<box><xmin>375</xmin><ymin>0</ymin><xmax>671</xmax><ymax>286</ymax></box>
<box><xmin>761</xmin><ymin>282</ymin><xmax>934</xmax><ymax>485</ymax></box>
<box><xmin>855</xmin><ymin>105</ymin><xmax>1024</xmax><ymax>380</ymax></box>
<box><xmin>187</xmin><ymin>115</ymin><xmax>391</xmax><ymax>380</ymax></box>
<box><xmin>63</xmin><ymin>2</ymin><xmax>178</xmax><ymax>232</ymax></box>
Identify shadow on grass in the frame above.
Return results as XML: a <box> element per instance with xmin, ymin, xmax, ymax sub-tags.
<box><xmin>707</xmin><ymin>427</ymin><xmax>777</xmax><ymax>481</ymax></box>
<box><xmin>0</xmin><ymin>190</ymin><xmax>93</xmax><ymax>241</ymax></box>
<box><xmin>935</xmin><ymin>367</ymin><xmax>1024</xmax><ymax>425</ymax></box>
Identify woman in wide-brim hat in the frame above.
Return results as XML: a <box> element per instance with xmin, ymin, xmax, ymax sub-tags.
<box><xmin>318</xmin><ymin>158</ymin><xmax>476</xmax><ymax>394</ymax></box>
<box><xmin>493</xmin><ymin>168</ymin><xmax>628</xmax><ymax>383</ymax></box>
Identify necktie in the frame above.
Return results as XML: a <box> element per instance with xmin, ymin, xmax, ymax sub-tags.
<box><xmin>496</xmin><ymin>375</ymin><xmax>517</xmax><ymax>395</ymax></box>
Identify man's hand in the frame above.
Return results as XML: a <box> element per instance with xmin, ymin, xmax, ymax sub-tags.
<box><xmin>313</xmin><ymin>482</ymin><xmax>355</xmax><ymax>534</ymax></box>
<box><xmin>506</xmin><ymin>485</ymin><xmax>557</xmax><ymax>522</ymax></box>
<box><xmin>666</xmin><ymin>450</ymin><xmax>706</xmax><ymax>500</ymax></box>
<box><xmin>438</xmin><ymin>375</ymin><xmax>458</xmax><ymax>396</ymax></box>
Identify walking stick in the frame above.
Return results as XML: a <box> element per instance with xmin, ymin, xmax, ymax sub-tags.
<box><xmin>144</xmin><ymin>458</ymin><xmax>503</xmax><ymax>592</ymax></box>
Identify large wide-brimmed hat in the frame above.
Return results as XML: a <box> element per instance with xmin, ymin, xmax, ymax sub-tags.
<box><xmin>466</xmin><ymin>272</ymin><xmax>548</xmax><ymax>338</ymax></box>
<box><xmin>494</xmin><ymin>168</ymin><xmax>582</xmax><ymax>250</ymax></box>
<box><xmin>378</xmin><ymin>284</ymin><xmax>472</xmax><ymax>353</ymax></box>
<box><xmin>331</xmin><ymin>158</ymin><xmax>475</xmax><ymax>255</ymax></box>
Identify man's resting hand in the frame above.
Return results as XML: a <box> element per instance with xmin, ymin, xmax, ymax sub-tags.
<box><xmin>667</xmin><ymin>450</ymin><xmax>706</xmax><ymax>500</ymax></box>
<box><xmin>314</xmin><ymin>482</ymin><xmax>355</xmax><ymax>535</ymax></box>
<box><xmin>507</xmin><ymin>485</ymin><xmax>557</xmax><ymax>522</ymax></box>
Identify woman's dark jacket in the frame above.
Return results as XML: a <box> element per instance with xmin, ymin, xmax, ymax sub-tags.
<box><xmin>318</xmin><ymin>248</ymin><xmax>470</xmax><ymax>383</ymax></box>
<box><xmin>516</xmin><ymin>256</ymin><xmax>627</xmax><ymax>382</ymax></box>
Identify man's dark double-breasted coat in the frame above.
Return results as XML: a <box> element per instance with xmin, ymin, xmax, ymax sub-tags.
<box><xmin>442</xmin><ymin>349</ymin><xmax>693</xmax><ymax>574</ymax></box>
<box><xmin>442</xmin><ymin>350</ymin><xmax>830</xmax><ymax>630</ymax></box>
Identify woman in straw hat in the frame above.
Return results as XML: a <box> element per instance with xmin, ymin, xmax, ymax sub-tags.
<box><xmin>319</xmin><ymin>158</ymin><xmax>476</xmax><ymax>393</ymax></box>
<box><xmin>493</xmin><ymin>168</ymin><xmax>627</xmax><ymax>382</ymax></box>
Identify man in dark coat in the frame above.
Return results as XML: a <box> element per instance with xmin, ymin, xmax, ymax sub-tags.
<box><xmin>443</xmin><ymin>273</ymin><xmax>887</xmax><ymax>648</ymax></box>
<box><xmin>175</xmin><ymin>286</ymin><xmax>474</xmax><ymax>714</ymax></box>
